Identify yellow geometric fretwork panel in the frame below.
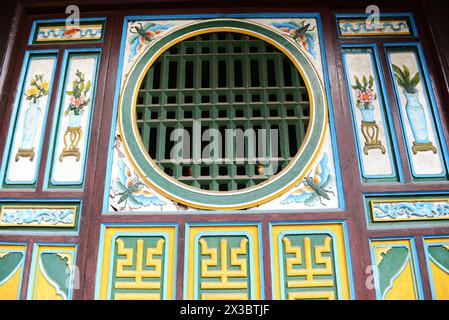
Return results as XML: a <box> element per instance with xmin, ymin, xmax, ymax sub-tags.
<box><xmin>184</xmin><ymin>224</ymin><xmax>262</xmax><ymax>300</ymax></box>
<box><xmin>271</xmin><ymin>222</ymin><xmax>352</xmax><ymax>300</ymax></box>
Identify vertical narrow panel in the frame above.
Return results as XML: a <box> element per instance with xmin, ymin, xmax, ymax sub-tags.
<box><xmin>27</xmin><ymin>243</ymin><xmax>77</xmax><ymax>300</ymax></box>
<box><xmin>386</xmin><ymin>45</ymin><xmax>447</xmax><ymax>179</ymax></box>
<box><xmin>46</xmin><ymin>50</ymin><xmax>101</xmax><ymax>188</ymax></box>
<box><xmin>423</xmin><ymin>237</ymin><xmax>449</xmax><ymax>300</ymax></box>
<box><xmin>370</xmin><ymin>238</ymin><xmax>423</xmax><ymax>300</ymax></box>
<box><xmin>1</xmin><ymin>51</ymin><xmax>58</xmax><ymax>187</ymax></box>
<box><xmin>341</xmin><ymin>46</ymin><xmax>399</xmax><ymax>182</ymax></box>
<box><xmin>0</xmin><ymin>243</ymin><xmax>27</xmax><ymax>300</ymax></box>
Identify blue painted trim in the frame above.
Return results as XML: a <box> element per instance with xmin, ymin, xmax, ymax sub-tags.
<box><xmin>26</xmin><ymin>242</ymin><xmax>78</xmax><ymax>300</ymax></box>
<box><xmin>28</xmin><ymin>17</ymin><xmax>107</xmax><ymax>45</ymax></box>
<box><xmin>369</xmin><ymin>236</ymin><xmax>424</xmax><ymax>300</ymax></box>
<box><xmin>101</xmin><ymin>15</ymin><xmax>129</xmax><ymax>213</ymax></box>
<box><xmin>102</xmin><ymin>13</ymin><xmax>345</xmax><ymax>213</ymax></box>
<box><xmin>340</xmin><ymin>44</ymin><xmax>402</xmax><ymax>182</ymax></box>
<box><xmin>335</xmin><ymin>12</ymin><xmax>418</xmax><ymax>38</ymax></box>
<box><xmin>94</xmin><ymin>222</ymin><xmax>178</xmax><ymax>300</ymax></box>
<box><xmin>0</xmin><ymin>198</ymin><xmax>83</xmax><ymax>235</ymax></box>
<box><xmin>0</xmin><ymin>50</ymin><xmax>59</xmax><ymax>187</ymax></box>
<box><xmin>183</xmin><ymin>222</ymin><xmax>263</xmax><ymax>300</ymax></box>
<box><xmin>43</xmin><ymin>48</ymin><xmax>102</xmax><ymax>189</ymax></box>
<box><xmin>384</xmin><ymin>42</ymin><xmax>448</xmax><ymax>179</ymax></box>
<box><xmin>315</xmin><ymin>14</ymin><xmax>346</xmax><ymax>210</ymax></box>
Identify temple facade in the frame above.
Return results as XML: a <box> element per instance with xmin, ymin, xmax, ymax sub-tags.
<box><xmin>0</xmin><ymin>0</ymin><xmax>448</xmax><ymax>300</ymax></box>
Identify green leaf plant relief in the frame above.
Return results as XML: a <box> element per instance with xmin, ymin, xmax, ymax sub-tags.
<box><xmin>392</xmin><ymin>64</ymin><xmax>421</xmax><ymax>94</ymax></box>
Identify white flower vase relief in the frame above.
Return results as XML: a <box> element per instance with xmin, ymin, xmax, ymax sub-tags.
<box><xmin>352</xmin><ymin>74</ymin><xmax>386</xmax><ymax>155</ymax></box>
<box><xmin>59</xmin><ymin>69</ymin><xmax>91</xmax><ymax>162</ymax></box>
<box><xmin>392</xmin><ymin>64</ymin><xmax>437</xmax><ymax>154</ymax></box>
<box><xmin>15</xmin><ymin>74</ymin><xmax>50</xmax><ymax>161</ymax></box>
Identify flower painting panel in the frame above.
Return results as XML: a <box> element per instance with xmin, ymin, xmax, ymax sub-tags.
<box><xmin>342</xmin><ymin>47</ymin><xmax>398</xmax><ymax>181</ymax></box>
<box><xmin>387</xmin><ymin>46</ymin><xmax>447</xmax><ymax>178</ymax></box>
<box><xmin>47</xmin><ymin>51</ymin><xmax>100</xmax><ymax>188</ymax></box>
<box><xmin>2</xmin><ymin>53</ymin><xmax>57</xmax><ymax>186</ymax></box>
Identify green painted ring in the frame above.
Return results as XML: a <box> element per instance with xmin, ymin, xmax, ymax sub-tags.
<box><xmin>119</xmin><ymin>19</ymin><xmax>327</xmax><ymax>209</ymax></box>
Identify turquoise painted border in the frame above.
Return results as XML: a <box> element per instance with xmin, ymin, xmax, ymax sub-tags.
<box><xmin>422</xmin><ymin>235</ymin><xmax>449</xmax><ymax>300</ymax></box>
<box><xmin>101</xmin><ymin>13</ymin><xmax>345</xmax><ymax>213</ymax></box>
<box><xmin>43</xmin><ymin>48</ymin><xmax>102</xmax><ymax>189</ymax></box>
<box><xmin>26</xmin><ymin>242</ymin><xmax>78</xmax><ymax>300</ymax></box>
<box><xmin>0</xmin><ymin>50</ymin><xmax>59</xmax><ymax>188</ymax></box>
<box><xmin>0</xmin><ymin>242</ymin><xmax>27</xmax><ymax>300</ymax></box>
<box><xmin>340</xmin><ymin>44</ymin><xmax>402</xmax><ymax>182</ymax></box>
<box><xmin>369</xmin><ymin>236</ymin><xmax>424</xmax><ymax>300</ymax></box>
<box><xmin>183</xmin><ymin>222</ymin><xmax>264</xmax><ymax>300</ymax></box>
<box><xmin>94</xmin><ymin>222</ymin><xmax>178</xmax><ymax>300</ymax></box>
<box><xmin>384</xmin><ymin>42</ymin><xmax>448</xmax><ymax>180</ymax></box>
<box><xmin>268</xmin><ymin>220</ymin><xmax>355</xmax><ymax>300</ymax></box>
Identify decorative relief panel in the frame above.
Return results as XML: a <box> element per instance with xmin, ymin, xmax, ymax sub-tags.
<box><xmin>370</xmin><ymin>238</ymin><xmax>422</xmax><ymax>300</ymax></box>
<box><xmin>104</xmin><ymin>14</ymin><xmax>343</xmax><ymax>213</ymax></box>
<box><xmin>45</xmin><ymin>50</ymin><xmax>100</xmax><ymax>188</ymax></box>
<box><xmin>0</xmin><ymin>243</ymin><xmax>26</xmax><ymax>300</ymax></box>
<box><xmin>30</xmin><ymin>19</ymin><xmax>105</xmax><ymax>44</ymax></box>
<box><xmin>270</xmin><ymin>222</ymin><xmax>352</xmax><ymax>300</ymax></box>
<box><xmin>0</xmin><ymin>201</ymin><xmax>81</xmax><ymax>232</ymax></box>
<box><xmin>341</xmin><ymin>46</ymin><xmax>399</xmax><ymax>181</ymax></box>
<box><xmin>27</xmin><ymin>244</ymin><xmax>77</xmax><ymax>300</ymax></box>
<box><xmin>386</xmin><ymin>45</ymin><xmax>448</xmax><ymax>179</ymax></box>
<box><xmin>96</xmin><ymin>224</ymin><xmax>177</xmax><ymax>300</ymax></box>
<box><xmin>184</xmin><ymin>224</ymin><xmax>262</xmax><ymax>300</ymax></box>
<box><xmin>365</xmin><ymin>195</ymin><xmax>449</xmax><ymax>228</ymax></box>
<box><xmin>423</xmin><ymin>237</ymin><xmax>449</xmax><ymax>300</ymax></box>
<box><xmin>1</xmin><ymin>51</ymin><xmax>58</xmax><ymax>187</ymax></box>
<box><xmin>337</xmin><ymin>15</ymin><xmax>414</xmax><ymax>37</ymax></box>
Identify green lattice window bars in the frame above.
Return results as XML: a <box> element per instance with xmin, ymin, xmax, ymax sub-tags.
<box><xmin>136</xmin><ymin>32</ymin><xmax>310</xmax><ymax>192</ymax></box>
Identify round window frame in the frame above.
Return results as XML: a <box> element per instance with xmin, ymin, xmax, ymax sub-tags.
<box><xmin>118</xmin><ymin>19</ymin><xmax>328</xmax><ymax>210</ymax></box>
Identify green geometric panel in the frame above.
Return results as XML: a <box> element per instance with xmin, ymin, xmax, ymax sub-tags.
<box><xmin>111</xmin><ymin>236</ymin><xmax>166</xmax><ymax>300</ymax></box>
<box><xmin>197</xmin><ymin>235</ymin><xmax>251</xmax><ymax>300</ymax></box>
<box><xmin>280</xmin><ymin>233</ymin><xmax>338</xmax><ymax>300</ymax></box>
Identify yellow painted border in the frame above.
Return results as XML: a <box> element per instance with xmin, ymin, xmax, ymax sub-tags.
<box><xmin>271</xmin><ymin>223</ymin><xmax>351</xmax><ymax>300</ymax></box>
<box><xmin>0</xmin><ymin>205</ymin><xmax>77</xmax><ymax>228</ymax></box>
<box><xmin>117</xmin><ymin>20</ymin><xmax>329</xmax><ymax>210</ymax></box>
<box><xmin>185</xmin><ymin>224</ymin><xmax>262</xmax><ymax>299</ymax></box>
<box><xmin>97</xmin><ymin>225</ymin><xmax>176</xmax><ymax>300</ymax></box>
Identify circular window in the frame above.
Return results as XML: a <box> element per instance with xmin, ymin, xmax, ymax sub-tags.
<box><xmin>136</xmin><ymin>31</ymin><xmax>311</xmax><ymax>192</ymax></box>
<box><xmin>119</xmin><ymin>19</ymin><xmax>327</xmax><ymax>210</ymax></box>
